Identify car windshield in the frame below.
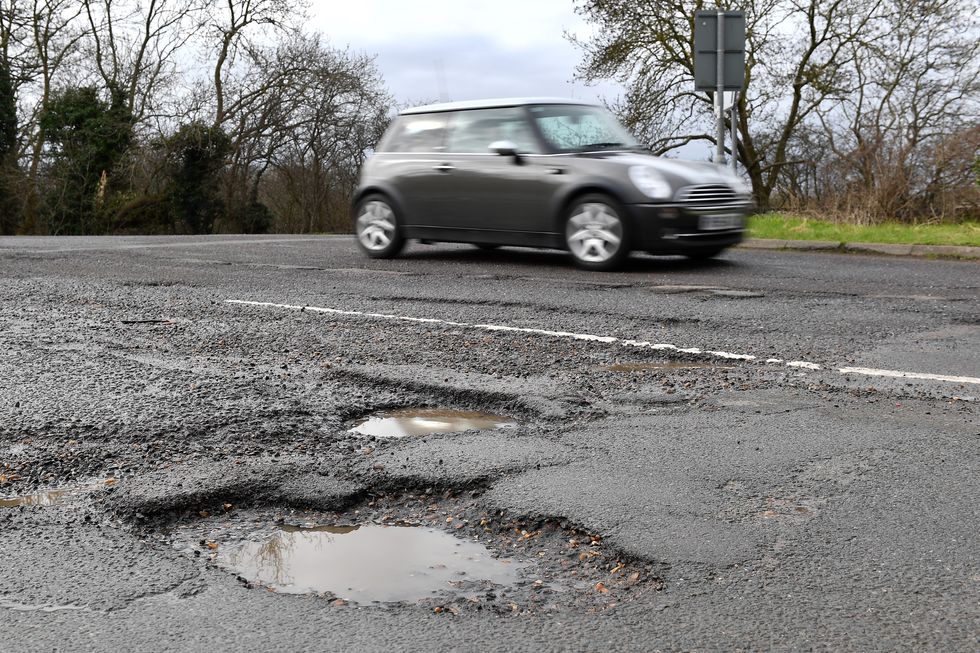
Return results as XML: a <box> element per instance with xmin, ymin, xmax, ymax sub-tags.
<box><xmin>529</xmin><ymin>104</ymin><xmax>641</xmax><ymax>153</ymax></box>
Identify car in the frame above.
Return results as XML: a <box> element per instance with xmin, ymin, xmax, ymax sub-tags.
<box><xmin>353</xmin><ymin>97</ymin><xmax>753</xmax><ymax>270</ymax></box>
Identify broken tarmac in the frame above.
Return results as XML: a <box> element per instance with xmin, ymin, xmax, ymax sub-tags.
<box><xmin>1</xmin><ymin>236</ymin><xmax>977</xmax><ymax>651</ymax></box>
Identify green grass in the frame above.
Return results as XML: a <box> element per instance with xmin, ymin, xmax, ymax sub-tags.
<box><xmin>748</xmin><ymin>213</ymin><xmax>980</xmax><ymax>247</ymax></box>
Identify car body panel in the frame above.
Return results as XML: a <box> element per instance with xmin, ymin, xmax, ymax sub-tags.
<box><xmin>355</xmin><ymin>98</ymin><xmax>752</xmax><ymax>259</ymax></box>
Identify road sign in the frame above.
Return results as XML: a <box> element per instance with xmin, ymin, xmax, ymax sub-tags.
<box><xmin>694</xmin><ymin>11</ymin><xmax>745</xmax><ymax>91</ymax></box>
<box><xmin>694</xmin><ymin>10</ymin><xmax>745</xmax><ymax>166</ymax></box>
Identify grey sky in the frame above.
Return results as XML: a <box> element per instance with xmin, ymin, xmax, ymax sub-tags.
<box><xmin>309</xmin><ymin>1</ymin><xmax>622</xmax><ymax>106</ymax></box>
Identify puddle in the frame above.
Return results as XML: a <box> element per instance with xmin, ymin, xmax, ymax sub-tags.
<box><xmin>171</xmin><ymin>499</ymin><xmax>664</xmax><ymax>614</ymax></box>
<box><xmin>0</xmin><ymin>490</ymin><xmax>71</xmax><ymax>508</ymax></box>
<box><xmin>651</xmin><ymin>285</ymin><xmax>763</xmax><ymax>298</ymax></box>
<box><xmin>216</xmin><ymin>524</ymin><xmax>524</xmax><ymax>604</ymax></box>
<box><xmin>0</xmin><ymin>598</ymin><xmax>91</xmax><ymax>613</ymax></box>
<box><xmin>708</xmin><ymin>289</ymin><xmax>764</xmax><ymax>298</ymax></box>
<box><xmin>603</xmin><ymin>361</ymin><xmax>733</xmax><ymax>372</ymax></box>
<box><xmin>653</xmin><ymin>284</ymin><xmax>721</xmax><ymax>293</ymax></box>
<box><xmin>350</xmin><ymin>408</ymin><xmax>518</xmax><ymax>438</ymax></box>
<box><xmin>0</xmin><ymin>482</ymin><xmax>105</xmax><ymax>508</ymax></box>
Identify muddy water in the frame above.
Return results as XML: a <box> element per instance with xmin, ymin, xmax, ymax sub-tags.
<box><xmin>0</xmin><ymin>483</ymin><xmax>102</xmax><ymax>508</ymax></box>
<box><xmin>350</xmin><ymin>408</ymin><xmax>518</xmax><ymax>438</ymax></box>
<box><xmin>218</xmin><ymin>524</ymin><xmax>524</xmax><ymax>604</ymax></box>
<box><xmin>0</xmin><ymin>490</ymin><xmax>71</xmax><ymax>508</ymax></box>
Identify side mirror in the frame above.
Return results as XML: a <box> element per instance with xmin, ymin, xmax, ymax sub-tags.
<box><xmin>489</xmin><ymin>140</ymin><xmax>520</xmax><ymax>157</ymax></box>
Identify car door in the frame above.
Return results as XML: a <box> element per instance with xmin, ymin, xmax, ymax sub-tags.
<box><xmin>374</xmin><ymin>112</ymin><xmax>453</xmax><ymax>228</ymax></box>
<box><xmin>441</xmin><ymin>107</ymin><xmax>562</xmax><ymax>243</ymax></box>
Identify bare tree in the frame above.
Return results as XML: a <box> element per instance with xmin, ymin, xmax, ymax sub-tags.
<box><xmin>573</xmin><ymin>0</ymin><xmax>895</xmax><ymax>208</ymax></box>
<box><xmin>259</xmin><ymin>36</ymin><xmax>392</xmax><ymax>232</ymax></box>
<box><xmin>3</xmin><ymin>0</ymin><xmax>393</xmax><ymax>234</ymax></box>
<box><xmin>12</xmin><ymin>0</ymin><xmax>86</xmax><ymax>231</ymax></box>
<box><xmin>208</xmin><ymin>0</ymin><xmax>303</xmax><ymax>128</ymax></box>
<box><xmin>808</xmin><ymin>0</ymin><xmax>980</xmax><ymax>221</ymax></box>
<box><xmin>80</xmin><ymin>0</ymin><xmax>207</xmax><ymax>125</ymax></box>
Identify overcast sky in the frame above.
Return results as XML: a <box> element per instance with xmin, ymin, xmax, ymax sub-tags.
<box><xmin>308</xmin><ymin>1</ymin><xmax>622</xmax><ymax>107</ymax></box>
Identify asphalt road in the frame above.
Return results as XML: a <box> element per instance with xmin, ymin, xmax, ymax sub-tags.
<box><xmin>1</xmin><ymin>236</ymin><xmax>978</xmax><ymax>652</ymax></box>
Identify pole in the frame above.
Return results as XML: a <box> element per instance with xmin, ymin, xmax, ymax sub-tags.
<box><xmin>714</xmin><ymin>9</ymin><xmax>726</xmax><ymax>164</ymax></box>
<box><xmin>730</xmin><ymin>92</ymin><xmax>738</xmax><ymax>172</ymax></box>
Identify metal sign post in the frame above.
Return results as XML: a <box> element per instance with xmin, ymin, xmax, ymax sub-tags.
<box><xmin>730</xmin><ymin>93</ymin><xmax>738</xmax><ymax>171</ymax></box>
<box><xmin>715</xmin><ymin>8</ymin><xmax>725</xmax><ymax>165</ymax></box>
<box><xmin>694</xmin><ymin>11</ymin><xmax>745</xmax><ymax>169</ymax></box>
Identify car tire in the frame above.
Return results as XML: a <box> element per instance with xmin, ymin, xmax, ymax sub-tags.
<box><xmin>564</xmin><ymin>194</ymin><xmax>631</xmax><ymax>271</ymax></box>
<box><xmin>354</xmin><ymin>194</ymin><xmax>405</xmax><ymax>259</ymax></box>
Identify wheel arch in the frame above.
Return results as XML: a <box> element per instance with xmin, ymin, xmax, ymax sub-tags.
<box><xmin>551</xmin><ymin>182</ymin><xmax>633</xmax><ymax>236</ymax></box>
<box><xmin>352</xmin><ymin>184</ymin><xmax>410</xmax><ymax>225</ymax></box>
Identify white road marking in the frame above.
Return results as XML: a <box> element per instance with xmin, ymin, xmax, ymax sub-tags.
<box><xmin>787</xmin><ymin>361</ymin><xmax>822</xmax><ymax>370</ymax></box>
<box><xmin>226</xmin><ymin>299</ymin><xmax>980</xmax><ymax>386</ymax></box>
<box><xmin>837</xmin><ymin>367</ymin><xmax>980</xmax><ymax>385</ymax></box>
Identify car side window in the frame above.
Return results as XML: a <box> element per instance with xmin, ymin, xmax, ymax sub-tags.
<box><xmin>445</xmin><ymin>108</ymin><xmax>541</xmax><ymax>154</ymax></box>
<box><xmin>379</xmin><ymin>114</ymin><xmax>449</xmax><ymax>153</ymax></box>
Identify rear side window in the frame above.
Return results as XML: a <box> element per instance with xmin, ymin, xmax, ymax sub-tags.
<box><xmin>445</xmin><ymin>107</ymin><xmax>541</xmax><ymax>154</ymax></box>
<box><xmin>377</xmin><ymin>114</ymin><xmax>449</xmax><ymax>153</ymax></box>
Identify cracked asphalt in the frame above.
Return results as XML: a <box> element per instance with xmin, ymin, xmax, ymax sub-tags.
<box><xmin>1</xmin><ymin>235</ymin><xmax>978</xmax><ymax>652</ymax></box>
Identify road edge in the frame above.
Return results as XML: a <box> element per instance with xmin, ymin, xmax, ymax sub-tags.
<box><xmin>739</xmin><ymin>238</ymin><xmax>979</xmax><ymax>260</ymax></box>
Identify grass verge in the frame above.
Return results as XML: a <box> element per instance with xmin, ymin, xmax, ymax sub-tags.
<box><xmin>748</xmin><ymin>213</ymin><xmax>980</xmax><ymax>247</ymax></box>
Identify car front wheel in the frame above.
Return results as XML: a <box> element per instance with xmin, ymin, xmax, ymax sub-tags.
<box><xmin>564</xmin><ymin>194</ymin><xmax>630</xmax><ymax>271</ymax></box>
<box><xmin>355</xmin><ymin>194</ymin><xmax>405</xmax><ymax>259</ymax></box>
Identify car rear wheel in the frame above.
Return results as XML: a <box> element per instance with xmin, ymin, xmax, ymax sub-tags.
<box><xmin>355</xmin><ymin>194</ymin><xmax>405</xmax><ymax>259</ymax></box>
<box><xmin>564</xmin><ymin>194</ymin><xmax>630</xmax><ymax>271</ymax></box>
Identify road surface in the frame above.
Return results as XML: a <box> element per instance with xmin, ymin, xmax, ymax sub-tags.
<box><xmin>1</xmin><ymin>236</ymin><xmax>977</xmax><ymax>651</ymax></box>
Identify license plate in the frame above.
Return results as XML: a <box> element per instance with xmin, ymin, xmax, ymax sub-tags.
<box><xmin>699</xmin><ymin>214</ymin><xmax>743</xmax><ymax>230</ymax></box>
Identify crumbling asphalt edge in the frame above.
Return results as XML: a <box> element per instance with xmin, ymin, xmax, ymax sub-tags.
<box><xmin>739</xmin><ymin>238</ymin><xmax>979</xmax><ymax>259</ymax></box>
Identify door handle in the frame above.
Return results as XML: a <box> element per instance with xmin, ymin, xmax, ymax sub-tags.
<box><xmin>433</xmin><ymin>163</ymin><xmax>454</xmax><ymax>173</ymax></box>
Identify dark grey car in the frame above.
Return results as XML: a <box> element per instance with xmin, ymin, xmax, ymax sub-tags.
<box><xmin>353</xmin><ymin>98</ymin><xmax>752</xmax><ymax>270</ymax></box>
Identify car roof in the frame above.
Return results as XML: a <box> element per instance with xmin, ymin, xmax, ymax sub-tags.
<box><xmin>399</xmin><ymin>97</ymin><xmax>601</xmax><ymax>115</ymax></box>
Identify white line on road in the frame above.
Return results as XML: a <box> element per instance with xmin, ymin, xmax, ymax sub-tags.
<box><xmin>836</xmin><ymin>367</ymin><xmax>980</xmax><ymax>385</ymax></box>
<box><xmin>226</xmin><ymin>299</ymin><xmax>980</xmax><ymax>386</ymax></box>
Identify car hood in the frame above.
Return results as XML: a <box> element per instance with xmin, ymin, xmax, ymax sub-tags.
<box><xmin>585</xmin><ymin>151</ymin><xmax>737</xmax><ymax>186</ymax></box>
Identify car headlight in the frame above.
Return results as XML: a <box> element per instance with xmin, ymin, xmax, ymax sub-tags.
<box><xmin>628</xmin><ymin>166</ymin><xmax>672</xmax><ymax>199</ymax></box>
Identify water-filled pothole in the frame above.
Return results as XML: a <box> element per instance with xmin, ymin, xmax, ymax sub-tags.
<box><xmin>0</xmin><ymin>482</ymin><xmax>105</xmax><ymax>508</ymax></box>
<box><xmin>171</xmin><ymin>494</ymin><xmax>665</xmax><ymax>614</ymax></box>
<box><xmin>215</xmin><ymin>523</ymin><xmax>525</xmax><ymax>604</ymax></box>
<box><xmin>350</xmin><ymin>408</ymin><xmax>519</xmax><ymax>438</ymax></box>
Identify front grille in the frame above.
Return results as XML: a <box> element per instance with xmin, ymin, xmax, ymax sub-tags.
<box><xmin>676</xmin><ymin>184</ymin><xmax>737</xmax><ymax>207</ymax></box>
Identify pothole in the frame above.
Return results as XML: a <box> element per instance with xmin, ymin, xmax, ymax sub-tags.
<box><xmin>169</xmin><ymin>492</ymin><xmax>664</xmax><ymax>614</ymax></box>
<box><xmin>0</xmin><ymin>481</ymin><xmax>108</xmax><ymax>508</ymax></box>
<box><xmin>350</xmin><ymin>408</ymin><xmax>519</xmax><ymax>438</ymax></box>
<box><xmin>708</xmin><ymin>289</ymin><xmax>764</xmax><ymax>298</ymax></box>
<box><xmin>211</xmin><ymin>523</ymin><xmax>525</xmax><ymax>604</ymax></box>
<box><xmin>651</xmin><ymin>285</ymin><xmax>764</xmax><ymax>299</ymax></box>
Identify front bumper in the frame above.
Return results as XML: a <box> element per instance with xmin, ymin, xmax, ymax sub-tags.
<box><xmin>627</xmin><ymin>202</ymin><xmax>750</xmax><ymax>253</ymax></box>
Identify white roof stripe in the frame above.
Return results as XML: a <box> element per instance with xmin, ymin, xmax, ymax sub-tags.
<box><xmin>400</xmin><ymin>97</ymin><xmax>600</xmax><ymax>115</ymax></box>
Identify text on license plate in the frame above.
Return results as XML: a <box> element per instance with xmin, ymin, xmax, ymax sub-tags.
<box><xmin>699</xmin><ymin>214</ymin><xmax>743</xmax><ymax>230</ymax></box>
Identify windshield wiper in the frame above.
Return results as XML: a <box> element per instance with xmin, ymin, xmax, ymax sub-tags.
<box><xmin>577</xmin><ymin>142</ymin><xmax>627</xmax><ymax>151</ymax></box>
